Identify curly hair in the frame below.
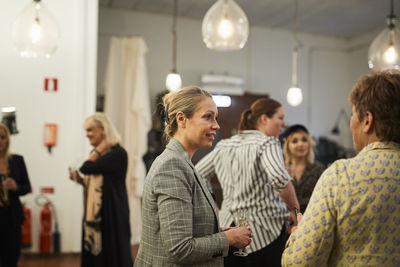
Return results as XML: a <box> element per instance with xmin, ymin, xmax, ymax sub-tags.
<box><xmin>283</xmin><ymin>129</ymin><xmax>315</xmax><ymax>166</ymax></box>
<box><xmin>350</xmin><ymin>70</ymin><xmax>400</xmax><ymax>143</ymax></box>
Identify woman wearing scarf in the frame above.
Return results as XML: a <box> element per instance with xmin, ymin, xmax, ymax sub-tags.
<box><xmin>69</xmin><ymin>113</ymin><xmax>133</xmax><ymax>267</ymax></box>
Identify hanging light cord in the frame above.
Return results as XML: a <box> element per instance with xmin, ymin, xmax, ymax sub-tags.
<box><xmin>291</xmin><ymin>0</ymin><xmax>301</xmax><ymax>87</ymax></box>
<box><xmin>171</xmin><ymin>0</ymin><xmax>178</xmax><ymax>73</ymax></box>
<box><xmin>292</xmin><ymin>0</ymin><xmax>301</xmax><ymax>49</ymax></box>
<box><xmin>387</xmin><ymin>0</ymin><xmax>396</xmax><ymax>28</ymax></box>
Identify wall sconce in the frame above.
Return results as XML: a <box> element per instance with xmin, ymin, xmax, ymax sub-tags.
<box><xmin>1</xmin><ymin>107</ymin><xmax>19</xmax><ymax>135</ymax></box>
<box><xmin>368</xmin><ymin>0</ymin><xmax>400</xmax><ymax>70</ymax></box>
<box><xmin>165</xmin><ymin>0</ymin><xmax>182</xmax><ymax>91</ymax></box>
<box><xmin>202</xmin><ymin>0</ymin><xmax>249</xmax><ymax>51</ymax></box>
<box><xmin>331</xmin><ymin>109</ymin><xmax>350</xmax><ymax>135</ymax></box>
<box><xmin>286</xmin><ymin>0</ymin><xmax>303</xmax><ymax>107</ymax></box>
<box><xmin>12</xmin><ymin>0</ymin><xmax>60</xmax><ymax>58</ymax></box>
<box><xmin>43</xmin><ymin>123</ymin><xmax>57</xmax><ymax>153</ymax></box>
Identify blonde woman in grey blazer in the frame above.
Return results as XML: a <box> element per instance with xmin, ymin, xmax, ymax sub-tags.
<box><xmin>136</xmin><ymin>86</ymin><xmax>252</xmax><ymax>267</ymax></box>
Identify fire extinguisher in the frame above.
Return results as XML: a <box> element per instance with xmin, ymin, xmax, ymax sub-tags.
<box><xmin>40</xmin><ymin>203</ymin><xmax>52</xmax><ymax>253</ymax></box>
<box><xmin>21</xmin><ymin>203</ymin><xmax>32</xmax><ymax>248</ymax></box>
<box><xmin>35</xmin><ymin>194</ymin><xmax>61</xmax><ymax>253</ymax></box>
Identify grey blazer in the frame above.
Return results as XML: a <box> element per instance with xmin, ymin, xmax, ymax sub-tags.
<box><xmin>135</xmin><ymin>139</ymin><xmax>229</xmax><ymax>267</ymax></box>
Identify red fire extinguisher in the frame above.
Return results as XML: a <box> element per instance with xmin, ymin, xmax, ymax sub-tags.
<box><xmin>40</xmin><ymin>203</ymin><xmax>52</xmax><ymax>253</ymax></box>
<box><xmin>21</xmin><ymin>204</ymin><xmax>32</xmax><ymax>248</ymax></box>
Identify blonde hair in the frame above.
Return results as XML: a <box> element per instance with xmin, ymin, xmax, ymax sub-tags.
<box><xmin>0</xmin><ymin>123</ymin><xmax>10</xmax><ymax>158</ymax></box>
<box><xmin>0</xmin><ymin>123</ymin><xmax>10</xmax><ymax>174</ymax></box>
<box><xmin>283</xmin><ymin>129</ymin><xmax>315</xmax><ymax>166</ymax></box>
<box><xmin>162</xmin><ymin>86</ymin><xmax>211</xmax><ymax>142</ymax></box>
<box><xmin>83</xmin><ymin>113</ymin><xmax>121</xmax><ymax>145</ymax></box>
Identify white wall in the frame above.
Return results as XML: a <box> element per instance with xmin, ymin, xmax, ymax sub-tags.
<box><xmin>0</xmin><ymin>0</ymin><xmax>98</xmax><ymax>252</ymax></box>
<box><xmin>98</xmin><ymin>8</ymin><xmax>370</xmax><ymax>149</ymax></box>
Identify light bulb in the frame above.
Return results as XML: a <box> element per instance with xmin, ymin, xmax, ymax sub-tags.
<box><xmin>31</xmin><ymin>20</ymin><xmax>41</xmax><ymax>44</ymax></box>
<box><xmin>166</xmin><ymin>72</ymin><xmax>182</xmax><ymax>91</ymax></box>
<box><xmin>287</xmin><ymin>87</ymin><xmax>303</xmax><ymax>107</ymax></box>
<box><xmin>368</xmin><ymin>19</ymin><xmax>400</xmax><ymax>70</ymax></box>
<box><xmin>12</xmin><ymin>0</ymin><xmax>60</xmax><ymax>58</ymax></box>
<box><xmin>383</xmin><ymin>45</ymin><xmax>398</xmax><ymax>63</ymax></box>
<box><xmin>202</xmin><ymin>0</ymin><xmax>249</xmax><ymax>51</ymax></box>
<box><xmin>218</xmin><ymin>18</ymin><xmax>234</xmax><ymax>38</ymax></box>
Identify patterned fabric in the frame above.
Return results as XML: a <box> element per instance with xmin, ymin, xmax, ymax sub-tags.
<box><xmin>195</xmin><ymin>130</ymin><xmax>292</xmax><ymax>254</ymax></box>
<box><xmin>282</xmin><ymin>141</ymin><xmax>400</xmax><ymax>266</ymax></box>
<box><xmin>83</xmin><ymin>174</ymin><xmax>103</xmax><ymax>255</ymax></box>
<box><xmin>135</xmin><ymin>139</ymin><xmax>229</xmax><ymax>267</ymax></box>
<box><xmin>291</xmin><ymin>163</ymin><xmax>324</xmax><ymax>213</ymax></box>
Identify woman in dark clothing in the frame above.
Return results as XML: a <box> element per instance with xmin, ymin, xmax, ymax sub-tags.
<box><xmin>69</xmin><ymin>113</ymin><xmax>133</xmax><ymax>267</ymax></box>
<box><xmin>0</xmin><ymin>122</ymin><xmax>31</xmax><ymax>267</ymax></box>
<box><xmin>281</xmin><ymin>124</ymin><xmax>324</xmax><ymax>213</ymax></box>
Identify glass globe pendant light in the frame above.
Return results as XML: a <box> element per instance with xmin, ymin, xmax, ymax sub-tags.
<box><xmin>368</xmin><ymin>0</ymin><xmax>400</xmax><ymax>70</ymax></box>
<box><xmin>12</xmin><ymin>0</ymin><xmax>60</xmax><ymax>58</ymax></box>
<box><xmin>287</xmin><ymin>0</ymin><xmax>303</xmax><ymax>107</ymax></box>
<box><xmin>202</xmin><ymin>0</ymin><xmax>249</xmax><ymax>51</ymax></box>
<box><xmin>166</xmin><ymin>0</ymin><xmax>182</xmax><ymax>91</ymax></box>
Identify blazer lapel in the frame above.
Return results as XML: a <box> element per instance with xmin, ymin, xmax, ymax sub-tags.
<box><xmin>167</xmin><ymin>139</ymin><xmax>221</xmax><ymax>228</ymax></box>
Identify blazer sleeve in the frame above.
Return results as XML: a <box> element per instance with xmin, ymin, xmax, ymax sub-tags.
<box><xmin>80</xmin><ymin>146</ymin><xmax>127</xmax><ymax>175</ymax></box>
<box><xmin>153</xmin><ymin>157</ymin><xmax>228</xmax><ymax>264</ymax></box>
<box><xmin>10</xmin><ymin>155</ymin><xmax>31</xmax><ymax>196</ymax></box>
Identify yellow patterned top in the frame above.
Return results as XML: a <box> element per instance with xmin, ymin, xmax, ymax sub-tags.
<box><xmin>282</xmin><ymin>141</ymin><xmax>400</xmax><ymax>266</ymax></box>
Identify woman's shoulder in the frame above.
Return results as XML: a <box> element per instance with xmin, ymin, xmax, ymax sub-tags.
<box><xmin>151</xmin><ymin>148</ymin><xmax>188</xmax><ymax>170</ymax></box>
<box><xmin>110</xmin><ymin>144</ymin><xmax>127</xmax><ymax>155</ymax></box>
<box><xmin>146</xmin><ymin>149</ymin><xmax>193</xmax><ymax>185</ymax></box>
<box><xmin>9</xmin><ymin>154</ymin><xmax>24</xmax><ymax>162</ymax></box>
<box><xmin>308</xmin><ymin>162</ymin><xmax>325</xmax><ymax>172</ymax></box>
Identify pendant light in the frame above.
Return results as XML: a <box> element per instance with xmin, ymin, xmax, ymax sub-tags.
<box><xmin>165</xmin><ymin>0</ymin><xmax>182</xmax><ymax>91</ymax></box>
<box><xmin>12</xmin><ymin>0</ymin><xmax>60</xmax><ymax>58</ymax></box>
<box><xmin>202</xmin><ymin>0</ymin><xmax>249</xmax><ymax>51</ymax></box>
<box><xmin>287</xmin><ymin>0</ymin><xmax>303</xmax><ymax>107</ymax></box>
<box><xmin>368</xmin><ymin>0</ymin><xmax>400</xmax><ymax>70</ymax></box>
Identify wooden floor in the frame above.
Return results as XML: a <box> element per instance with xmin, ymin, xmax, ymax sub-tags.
<box><xmin>19</xmin><ymin>245</ymin><xmax>139</xmax><ymax>267</ymax></box>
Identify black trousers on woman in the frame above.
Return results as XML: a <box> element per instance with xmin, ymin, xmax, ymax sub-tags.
<box><xmin>224</xmin><ymin>223</ymin><xmax>287</xmax><ymax>267</ymax></box>
<box><xmin>0</xmin><ymin>207</ymin><xmax>22</xmax><ymax>267</ymax></box>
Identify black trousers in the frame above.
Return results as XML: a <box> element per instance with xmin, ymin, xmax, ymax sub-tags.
<box><xmin>224</xmin><ymin>224</ymin><xmax>287</xmax><ymax>267</ymax></box>
<box><xmin>0</xmin><ymin>208</ymin><xmax>22</xmax><ymax>267</ymax></box>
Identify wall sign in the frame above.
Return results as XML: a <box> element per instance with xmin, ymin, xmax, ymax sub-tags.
<box><xmin>44</xmin><ymin>78</ymin><xmax>58</xmax><ymax>92</ymax></box>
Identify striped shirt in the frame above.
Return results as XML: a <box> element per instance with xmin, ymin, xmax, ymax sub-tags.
<box><xmin>195</xmin><ymin>130</ymin><xmax>292</xmax><ymax>254</ymax></box>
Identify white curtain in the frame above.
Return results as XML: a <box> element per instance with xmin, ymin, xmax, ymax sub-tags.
<box><xmin>104</xmin><ymin>36</ymin><xmax>151</xmax><ymax>245</ymax></box>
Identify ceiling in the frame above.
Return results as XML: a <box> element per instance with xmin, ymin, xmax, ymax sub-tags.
<box><xmin>99</xmin><ymin>0</ymin><xmax>397</xmax><ymax>39</ymax></box>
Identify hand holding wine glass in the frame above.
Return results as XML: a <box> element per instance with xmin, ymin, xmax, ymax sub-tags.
<box><xmin>233</xmin><ymin>209</ymin><xmax>250</xmax><ymax>257</ymax></box>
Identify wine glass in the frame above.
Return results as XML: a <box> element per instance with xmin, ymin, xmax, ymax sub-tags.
<box><xmin>233</xmin><ymin>209</ymin><xmax>249</xmax><ymax>257</ymax></box>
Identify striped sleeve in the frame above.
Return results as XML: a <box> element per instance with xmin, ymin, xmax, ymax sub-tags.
<box><xmin>195</xmin><ymin>148</ymin><xmax>218</xmax><ymax>194</ymax></box>
<box><xmin>195</xmin><ymin>148</ymin><xmax>217</xmax><ymax>180</ymax></box>
<box><xmin>260</xmin><ymin>139</ymin><xmax>292</xmax><ymax>191</ymax></box>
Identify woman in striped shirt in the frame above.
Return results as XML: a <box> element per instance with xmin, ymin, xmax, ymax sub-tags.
<box><xmin>196</xmin><ymin>96</ymin><xmax>299</xmax><ymax>267</ymax></box>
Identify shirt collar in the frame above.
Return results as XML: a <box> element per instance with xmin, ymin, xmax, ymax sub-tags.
<box><xmin>240</xmin><ymin>130</ymin><xmax>266</xmax><ymax>137</ymax></box>
<box><xmin>361</xmin><ymin>141</ymin><xmax>400</xmax><ymax>153</ymax></box>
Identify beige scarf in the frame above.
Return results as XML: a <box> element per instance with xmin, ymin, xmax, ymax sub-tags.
<box><xmin>83</xmin><ymin>174</ymin><xmax>103</xmax><ymax>255</ymax></box>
